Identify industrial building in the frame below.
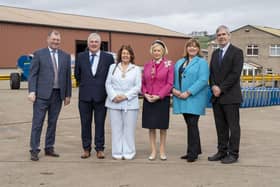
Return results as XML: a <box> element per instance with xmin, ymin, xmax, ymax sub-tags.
<box><xmin>0</xmin><ymin>5</ymin><xmax>189</xmax><ymax>68</ymax></box>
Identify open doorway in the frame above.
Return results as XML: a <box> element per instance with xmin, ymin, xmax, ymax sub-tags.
<box><xmin>75</xmin><ymin>40</ymin><xmax>109</xmax><ymax>54</ymax></box>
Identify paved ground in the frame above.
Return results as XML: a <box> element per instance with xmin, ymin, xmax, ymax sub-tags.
<box><xmin>0</xmin><ymin>80</ymin><xmax>280</xmax><ymax>187</ymax></box>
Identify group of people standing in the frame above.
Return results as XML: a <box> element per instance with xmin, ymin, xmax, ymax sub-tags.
<box><xmin>28</xmin><ymin>25</ymin><xmax>243</xmax><ymax>165</ymax></box>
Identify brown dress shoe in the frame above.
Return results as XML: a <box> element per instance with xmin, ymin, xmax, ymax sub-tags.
<box><xmin>45</xmin><ymin>150</ymin><xmax>60</xmax><ymax>157</ymax></box>
<box><xmin>96</xmin><ymin>151</ymin><xmax>105</xmax><ymax>159</ymax></box>
<box><xmin>81</xmin><ymin>150</ymin><xmax>91</xmax><ymax>159</ymax></box>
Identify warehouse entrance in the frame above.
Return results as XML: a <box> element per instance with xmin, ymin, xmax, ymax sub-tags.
<box><xmin>75</xmin><ymin>40</ymin><xmax>109</xmax><ymax>54</ymax></box>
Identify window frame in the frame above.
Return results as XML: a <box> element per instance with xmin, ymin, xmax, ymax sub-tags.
<box><xmin>269</xmin><ymin>44</ymin><xmax>280</xmax><ymax>57</ymax></box>
<box><xmin>246</xmin><ymin>44</ymin><xmax>259</xmax><ymax>56</ymax></box>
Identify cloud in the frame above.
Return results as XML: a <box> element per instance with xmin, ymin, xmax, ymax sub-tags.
<box><xmin>0</xmin><ymin>0</ymin><xmax>279</xmax><ymax>34</ymax></box>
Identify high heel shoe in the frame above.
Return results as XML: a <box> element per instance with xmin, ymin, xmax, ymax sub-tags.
<box><xmin>160</xmin><ymin>153</ymin><xmax>167</xmax><ymax>161</ymax></box>
<box><xmin>148</xmin><ymin>154</ymin><xmax>156</xmax><ymax>161</ymax></box>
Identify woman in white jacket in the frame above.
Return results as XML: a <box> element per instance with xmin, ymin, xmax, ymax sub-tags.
<box><xmin>105</xmin><ymin>45</ymin><xmax>141</xmax><ymax>160</ymax></box>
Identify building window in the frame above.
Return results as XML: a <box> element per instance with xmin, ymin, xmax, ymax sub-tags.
<box><xmin>269</xmin><ymin>44</ymin><xmax>280</xmax><ymax>56</ymax></box>
<box><xmin>247</xmin><ymin>44</ymin><xmax>259</xmax><ymax>56</ymax></box>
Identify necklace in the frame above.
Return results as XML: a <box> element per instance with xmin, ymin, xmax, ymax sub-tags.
<box><xmin>120</xmin><ymin>63</ymin><xmax>131</xmax><ymax>78</ymax></box>
<box><xmin>121</xmin><ymin>70</ymin><xmax>126</xmax><ymax>78</ymax></box>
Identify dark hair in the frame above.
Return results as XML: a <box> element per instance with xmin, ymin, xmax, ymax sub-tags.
<box><xmin>183</xmin><ymin>38</ymin><xmax>202</xmax><ymax>58</ymax></box>
<box><xmin>112</xmin><ymin>45</ymin><xmax>135</xmax><ymax>75</ymax></box>
<box><xmin>117</xmin><ymin>45</ymin><xmax>135</xmax><ymax>63</ymax></box>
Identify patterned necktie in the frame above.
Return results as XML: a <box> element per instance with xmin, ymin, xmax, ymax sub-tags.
<box><xmin>218</xmin><ymin>49</ymin><xmax>223</xmax><ymax>66</ymax></box>
<box><xmin>51</xmin><ymin>50</ymin><xmax>59</xmax><ymax>88</ymax></box>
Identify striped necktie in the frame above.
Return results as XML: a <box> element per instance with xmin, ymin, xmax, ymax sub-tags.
<box><xmin>51</xmin><ymin>50</ymin><xmax>59</xmax><ymax>88</ymax></box>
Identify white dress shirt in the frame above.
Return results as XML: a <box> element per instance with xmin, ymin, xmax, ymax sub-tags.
<box><xmin>48</xmin><ymin>47</ymin><xmax>58</xmax><ymax>69</ymax></box>
<box><xmin>89</xmin><ymin>50</ymin><xmax>100</xmax><ymax>76</ymax></box>
<box><xmin>220</xmin><ymin>42</ymin><xmax>230</xmax><ymax>58</ymax></box>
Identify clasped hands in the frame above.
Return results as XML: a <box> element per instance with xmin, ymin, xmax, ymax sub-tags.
<box><xmin>113</xmin><ymin>94</ymin><xmax>127</xmax><ymax>103</ymax></box>
<box><xmin>144</xmin><ymin>93</ymin><xmax>160</xmax><ymax>103</ymax></box>
<box><xmin>172</xmin><ymin>88</ymin><xmax>191</xmax><ymax>99</ymax></box>
<box><xmin>211</xmin><ymin>85</ymin><xmax>221</xmax><ymax>97</ymax></box>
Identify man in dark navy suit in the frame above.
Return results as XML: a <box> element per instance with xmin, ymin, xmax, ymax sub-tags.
<box><xmin>74</xmin><ymin>33</ymin><xmax>114</xmax><ymax>159</ymax></box>
<box><xmin>28</xmin><ymin>30</ymin><xmax>72</xmax><ymax>161</ymax></box>
<box><xmin>208</xmin><ymin>25</ymin><xmax>244</xmax><ymax>164</ymax></box>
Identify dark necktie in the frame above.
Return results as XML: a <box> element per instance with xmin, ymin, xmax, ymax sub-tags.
<box><xmin>90</xmin><ymin>54</ymin><xmax>95</xmax><ymax>66</ymax></box>
<box><xmin>51</xmin><ymin>50</ymin><xmax>59</xmax><ymax>88</ymax></box>
<box><xmin>218</xmin><ymin>49</ymin><xmax>223</xmax><ymax>66</ymax></box>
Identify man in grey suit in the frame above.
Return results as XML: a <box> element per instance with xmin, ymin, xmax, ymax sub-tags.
<box><xmin>28</xmin><ymin>30</ymin><xmax>72</xmax><ymax>161</ymax></box>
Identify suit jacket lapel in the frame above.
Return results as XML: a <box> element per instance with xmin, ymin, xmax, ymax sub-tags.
<box><xmin>155</xmin><ymin>58</ymin><xmax>167</xmax><ymax>74</ymax></box>
<box><xmin>95</xmin><ymin>52</ymin><xmax>103</xmax><ymax>75</ymax></box>
<box><xmin>85</xmin><ymin>51</ymin><xmax>91</xmax><ymax>67</ymax></box>
<box><xmin>220</xmin><ymin>44</ymin><xmax>232</xmax><ymax>68</ymax></box>
<box><xmin>57</xmin><ymin>50</ymin><xmax>62</xmax><ymax>73</ymax></box>
<box><xmin>45</xmin><ymin>48</ymin><xmax>55</xmax><ymax>72</ymax></box>
<box><xmin>213</xmin><ymin>50</ymin><xmax>221</xmax><ymax>69</ymax></box>
<box><xmin>185</xmin><ymin>56</ymin><xmax>199</xmax><ymax>72</ymax></box>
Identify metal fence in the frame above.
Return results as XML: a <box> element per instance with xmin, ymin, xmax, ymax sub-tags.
<box><xmin>208</xmin><ymin>87</ymin><xmax>280</xmax><ymax>108</ymax></box>
<box><xmin>241</xmin><ymin>87</ymin><xmax>280</xmax><ymax>107</ymax></box>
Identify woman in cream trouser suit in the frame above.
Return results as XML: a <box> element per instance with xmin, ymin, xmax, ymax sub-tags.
<box><xmin>105</xmin><ymin>45</ymin><xmax>141</xmax><ymax>160</ymax></box>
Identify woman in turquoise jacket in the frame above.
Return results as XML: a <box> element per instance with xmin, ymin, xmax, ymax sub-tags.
<box><xmin>172</xmin><ymin>38</ymin><xmax>209</xmax><ymax>162</ymax></box>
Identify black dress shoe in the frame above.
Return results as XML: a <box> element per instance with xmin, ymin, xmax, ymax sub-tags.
<box><xmin>221</xmin><ymin>155</ymin><xmax>238</xmax><ymax>164</ymax></box>
<box><xmin>45</xmin><ymin>150</ymin><xmax>60</xmax><ymax>157</ymax></box>
<box><xmin>30</xmin><ymin>152</ymin><xmax>39</xmax><ymax>161</ymax></box>
<box><xmin>180</xmin><ymin>155</ymin><xmax>188</xmax><ymax>159</ymax></box>
<box><xmin>208</xmin><ymin>152</ymin><xmax>226</xmax><ymax>161</ymax></box>
<box><xmin>187</xmin><ymin>157</ymin><xmax>197</xmax><ymax>162</ymax></box>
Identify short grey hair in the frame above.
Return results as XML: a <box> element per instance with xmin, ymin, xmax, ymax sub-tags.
<box><xmin>87</xmin><ymin>33</ymin><xmax>101</xmax><ymax>43</ymax></box>
<box><xmin>48</xmin><ymin>30</ymin><xmax>60</xmax><ymax>37</ymax></box>
<box><xmin>216</xmin><ymin>25</ymin><xmax>230</xmax><ymax>35</ymax></box>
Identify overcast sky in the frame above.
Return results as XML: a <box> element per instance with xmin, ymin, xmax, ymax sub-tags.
<box><xmin>1</xmin><ymin>0</ymin><xmax>279</xmax><ymax>34</ymax></box>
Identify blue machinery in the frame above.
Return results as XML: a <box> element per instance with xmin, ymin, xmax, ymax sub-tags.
<box><xmin>10</xmin><ymin>55</ymin><xmax>32</xmax><ymax>89</ymax></box>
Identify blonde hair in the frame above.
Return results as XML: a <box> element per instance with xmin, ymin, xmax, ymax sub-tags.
<box><xmin>150</xmin><ymin>40</ymin><xmax>168</xmax><ymax>56</ymax></box>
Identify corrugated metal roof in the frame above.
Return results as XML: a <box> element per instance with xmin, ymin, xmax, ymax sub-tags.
<box><xmin>0</xmin><ymin>5</ymin><xmax>188</xmax><ymax>38</ymax></box>
<box><xmin>253</xmin><ymin>25</ymin><xmax>280</xmax><ymax>37</ymax></box>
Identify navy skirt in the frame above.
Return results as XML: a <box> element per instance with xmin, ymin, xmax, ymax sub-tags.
<box><xmin>142</xmin><ymin>96</ymin><xmax>170</xmax><ymax>129</ymax></box>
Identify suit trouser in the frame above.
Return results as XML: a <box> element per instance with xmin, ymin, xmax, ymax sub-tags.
<box><xmin>182</xmin><ymin>113</ymin><xmax>201</xmax><ymax>158</ymax></box>
<box><xmin>108</xmin><ymin>109</ymin><xmax>138</xmax><ymax>159</ymax></box>
<box><xmin>79</xmin><ymin>100</ymin><xmax>107</xmax><ymax>152</ymax></box>
<box><xmin>30</xmin><ymin>89</ymin><xmax>62</xmax><ymax>153</ymax></box>
<box><xmin>212</xmin><ymin>103</ymin><xmax>240</xmax><ymax>158</ymax></box>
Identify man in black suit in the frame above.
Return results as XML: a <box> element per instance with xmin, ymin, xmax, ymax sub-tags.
<box><xmin>28</xmin><ymin>30</ymin><xmax>72</xmax><ymax>161</ymax></box>
<box><xmin>74</xmin><ymin>33</ymin><xmax>114</xmax><ymax>159</ymax></box>
<box><xmin>208</xmin><ymin>25</ymin><xmax>244</xmax><ymax>164</ymax></box>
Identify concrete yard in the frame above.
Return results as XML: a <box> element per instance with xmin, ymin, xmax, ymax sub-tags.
<box><xmin>0</xmin><ymin>80</ymin><xmax>280</xmax><ymax>187</ymax></box>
